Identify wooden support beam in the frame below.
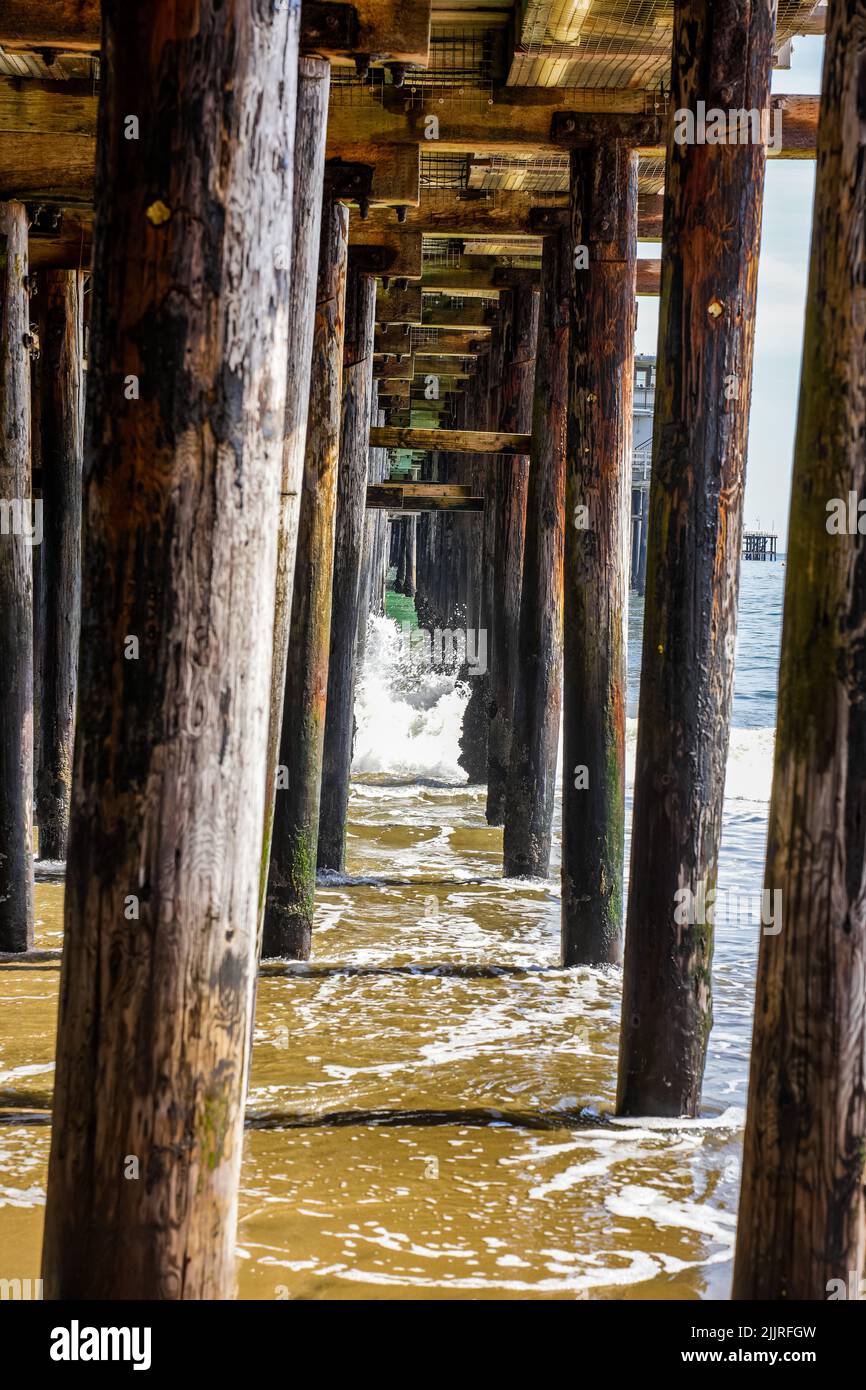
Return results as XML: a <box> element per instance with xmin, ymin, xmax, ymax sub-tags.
<box><xmin>0</xmin><ymin>1</ymin><xmax>100</xmax><ymax>49</ymax></box>
<box><xmin>422</xmin><ymin>301</ymin><xmax>494</xmax><ymax>330</ymax></box>
<box><xmin>348</xmin><ymin>226</ymin><xmax>422</xmax><ymax>278</ymax></box>
<box><xmin>733</xmin><ymin>0</ymin><xmax>866</xmax><ymax>1302</ymax></box>
<box><xmin>306</xmin><ymin>0</ymin><xmax>433</xmax><ymax>66</ymax></box>
<box><xmin>367</xmin><ymin>483</ymin><xmax>483</xmax><ymax>511</ymax></box>
<box><xmin>370</xmin><ymin>426</ymin><xmax>531</xmax><ymax>454</ymax></box>
<box><xmin>40</xmin><ymin>0</ymin><xmax>301</xmax><ymax>1299</ymax></box>
<box><xmin>421</xmin><ymin>268</ymin><xmax>504</xmax><ymax>297</ymax></box>
<box><xmin>339</xmin><ymin>145</ymin><xmax>420</xmax><ymax>210</ymax></box>
<box><xmin>486</xmin><ymin>280</ymin><xmax>538</xmax><ymax>826</ymax></box>
<box><xmin>0</xmin><ymin>81</ymin><xmax>416</xmax><ymax>207</ymax></box>
<box><xmin>327</xmin><ymin>86</ymin><xmax>818</xmax><ymax>159</ymax></box>
<box><xmin>0</xmin><ymin>200</ymin><xmax>34</xmax><ymax>952</ymax></box>
<box><xmin>561</xmin><ymin>142</ymin><xmax>636</xmax><ymax>968</ymax></box>
<box><xmin>0</xmin><ymin>78</ymin><xmax>819</xmax><ymax>206</ymax></box>
<box><xmin>618</xmin><ymin>0</ymin><xmax>776</xmax><ymax>1119</ymax></box>
<box><xmin>260</xmin><ymin>56</ymin><xmax>331</xmax><ymax>943</ymax></box>
<box><xmin>28</xmin><ymin>207</ymin><xmax>93</xmax><ymax>271</ymax></box>
<box><xmin>375</xmin><ymin>352</ymin><xmax>415</xmax><ymax>378</ymax></box>
<box><xmin>357</xmin><ymin>195</ymin><xmax>564</xmax><ymax>240</ymax></box>
<box><xmin>503</xmin><ymin>227</ymin><xmax>567</xmax><ymax>879</ymax></box>
<box><xmin>636</xmin><ymin>259</ymin><xmax>661</xmax><ymax>295</ymax></box>
<box><xmin>263</xmin><ymin>193</ymin><xmax>349</xmax><ymax>962</ymax></box>
<box><xmin>34</xmin><ymin>269</ymin><xmax>84</xmax><ymax>863</ymax></box>
<box><xmin>411</xmin><ymin>355</ymin><xmax>476</xmax><ymax>378</ymax></box>
<box><xmin>0</xmin><ymin>0</ymin><xmax>434</xmax><ymax>64</ymax></box>
<box><xmin>375</xmin><ymin>377</ymin><xmax>410</xmax><ymax>399</ymax></box>
<box><xmin>375</xmin><ymin>284</ymin><xmax>422</xmax><ymax>324</ymax></box>
<box><xmin>318</xmin><ymin>266</ymin><xmax>376</xmax><ymax>872</ymax></box>
<box><xmin>376</xmin><ymin>327</ymin><xmax>487</xmax><ymax>356</ymax></box>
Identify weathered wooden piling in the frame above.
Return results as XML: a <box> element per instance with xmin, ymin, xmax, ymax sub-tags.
<box><xmin>503</xmin><ymin>228</ymin><xmax>568</xmax><ymax>878</ymax></box>
<box><xmin>734</xmin><ymin>0</ymin><xmax>866</xmax><ymax>1300</ymax></box>
<box><xmin>459</xmin><ymin>305</ymin><xmax>503</xmax><ymax>782</ymax></box>
<box><xmin>403</xmin><ymin>514</ymin><xmax>417</xmax><ymax>598</ymax></box>
<box><xmin>263</xmin><ymin>194</ymin><xmax>349</xmax><ymax>961</ymax></box>
<box><xmin>560</xmin><ymin>143</ymin><xmax>636</xmax><ymax>964</ymax></box>
<box><xmin>618</xmin><ymin>0</ymin><xmax>775</xmax><ymax>1116</ymax></box>
<box><xmin>357</xmin><ymin>386</ymin><xmax>384</xmax><ymax>667</ymax></box>
<box><xmin>41</xmin><ymin>0</ymin><xmax>301</xmax><ymax>1299</ymax></box>
<box><xmin>34</xmin><ymin>270</ymin><xmax>85</xmax><ymax>863</ymax></box>
<box><xmin>0</xmin><ymin>200</ymin><xmax>34</xmax><ymax>953</ymax></box>
<box><xmin>317</xmin><ymin>260</ymin><xmax>376</xmax><ymax>872</ymax></box>
<box><xmin>486</xmin><ymin>282</ymin><xmax>538</xmax><ymax>825</ymax></box>
<box><xmin>636</xmin><ymin>486</ymin><xmax>649</xmax><ymax>595</ymax></box>
<box><xmin>260</xmin><ymin>56</ymin><xmax>331</xmax><ymax>929</ymax></box>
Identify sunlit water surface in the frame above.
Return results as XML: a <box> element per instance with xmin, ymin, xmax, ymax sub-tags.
<box><xmin>0</xmin><ymin>564</ymin><xmax>785</xmax><ymax>1299</ymax></box>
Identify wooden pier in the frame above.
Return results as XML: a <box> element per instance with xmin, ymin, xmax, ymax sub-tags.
<box><xmin>743</xmin><ymin>529</ymin><xmax>779</xmax><ymax>561</ymax></box>
<box><xmin>0</xmin><ymin>0</ymin><xmax>859</xmax><ymax>1308</ymax></box>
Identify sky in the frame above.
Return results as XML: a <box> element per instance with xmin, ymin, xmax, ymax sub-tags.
<box><xmin>635</xmin><ymin>35</ymin><xmax>825</xmax><ymax>547</ymax></box>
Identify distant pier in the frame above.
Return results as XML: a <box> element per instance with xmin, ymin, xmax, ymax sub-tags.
<box><xmin>743</xmin><ymin>530</ymin><xmax>778</xmax><ymax>561</ymax></box>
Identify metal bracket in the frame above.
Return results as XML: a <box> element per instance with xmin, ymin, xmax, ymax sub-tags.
<box><xmin>550</xmin><ymin>112</ymin><xmax>663</xmax><ymax>147</ymax></box>
<box><xmin>529</xmin><ymin>206</ymin><xmax>569</xmax><ymax>234</ymax></box>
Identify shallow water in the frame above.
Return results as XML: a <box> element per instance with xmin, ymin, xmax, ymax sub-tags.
<box><xmin>0</xmin><ymin>563</ymin><xmax>785</xmax><ymax>1299</ymax></box>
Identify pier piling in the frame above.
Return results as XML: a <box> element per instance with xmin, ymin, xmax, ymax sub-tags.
<box><xmin>41</xmin><ymin>0</ymin><xmax>300</xmax><ymax>1297</ymax></box>
<box><xmin>317</xmin><ymin>260</ymin><xmax>376</xmax><ymax>872</ymax></box>
<box><xmin>733</xmin><ymin>0</ymin><xmax>866</xmax><ymax>1299</ymax></box>
<box><xmin>617</xmin><ymin>0</ymin><xmax>775</xmax><ymax>1116</ymax></box>
<box><xmin>0</xmin><ymin>200</ymin><xmax>34</xmax><ymax>952</ymax></box>
<box><xmin>561</xmin><ymin>141</ymin><xmax>636</xmax><ymax>965</ymax></box>
<box><xmin>263</xmin><ymin>193</ymin><xmax>349</xmax><ymax>961</ymax></box>
<box><xmin>504</xmin><ymin>227</ymin><xmax>569</xmax><ymax>878</ymax></box>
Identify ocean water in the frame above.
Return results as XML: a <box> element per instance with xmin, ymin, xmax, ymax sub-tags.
<box><xmin>0</xmin><ymin>561</ymin><xmax>786</xmax><ymax>1300</ymax></box>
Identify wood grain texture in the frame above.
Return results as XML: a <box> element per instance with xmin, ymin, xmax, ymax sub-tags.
<box><xmin>561</xmin><ymin>142</ymin><xmax>635</xmax><ymax>967</ymax></box>
<box><xmin>504</xmin><ymin>229</ymin><xmax>568</xmax><ymax>878</ymax></box>
<box><xmin>486</xmin><ymin>281</ymin><xmax>538</xmax><ymax>826</ymax></box>
<box><xmin>370</xmin><ymin>426</ymin><xmax>531</xmax><ymax>454</ymax></box>
<box><xmin>41</xmin><ymin>0</ymin><xmax>301</xmax><ymax>1299</ymax></box>
<box><xmin>260</xmin><ymin>55</ymin><xmax>330</xmax><ymax>947</ymax></box>
<box><xmin>317</xmin><ymin>264</ymin><xmax>376</xmax><ymax>872</ymax></box>
<box><xmin>34</xmin><ymin>270</ymin><xmax>84</xmax><ymax>862</ymax></box>
<box><xmin>458</xmin><ymin>319</ymin><xmax>501</xmax><ymax>783</ymax></box>
<box><xmin>0</xmin><ymin>200</ymin><xmax>34</xmax><ymax>952</ymax></box>
<box><xmin>618</xmin><ymin>0</ymin><xmax>775</xmax><ymax>1118</ymax></box>
<box><xmin>733</xmin><ymin>0</ymin><xmax>866</xmax><ymax>1300</ymax></box>
<box><xmin>263</xmin><ymin>195</ymin><xmax>349</xmax><ymax>961</ymax></box>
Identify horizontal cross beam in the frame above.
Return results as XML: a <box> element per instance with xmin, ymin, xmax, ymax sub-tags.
<box><xmin>370</xmin><ymin>426</ymin><xmax>531</xmax><ymax>454</ymax></box>
<box><xmin>367</xmin><ymin>483</ymin><xmax>483</xmax><ymax>512</ymax></box>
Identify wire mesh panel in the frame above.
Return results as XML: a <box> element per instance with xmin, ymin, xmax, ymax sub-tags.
<box><xmin>329</xmin><ymin>67</ymin><xmax>385</xmax><ymax>107</ymax></box>
<box><xmin>422</xmin><ymin>237</ymin><xmax>465</xmax><ymax>267</ymax></box>
<box><xmin>420</xmin><ymin>152</ymin><xmax>475</xmax><ymax>207</ymax></box>
<box><xmin>507</xmin><ymin>0</ymin><xmax>824</xmax><ymax>90</ymax></box>
<box><xmin>403</xmin><ymin>28</ymin><xmax>498</xmax><ymax>109</ymax></box>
